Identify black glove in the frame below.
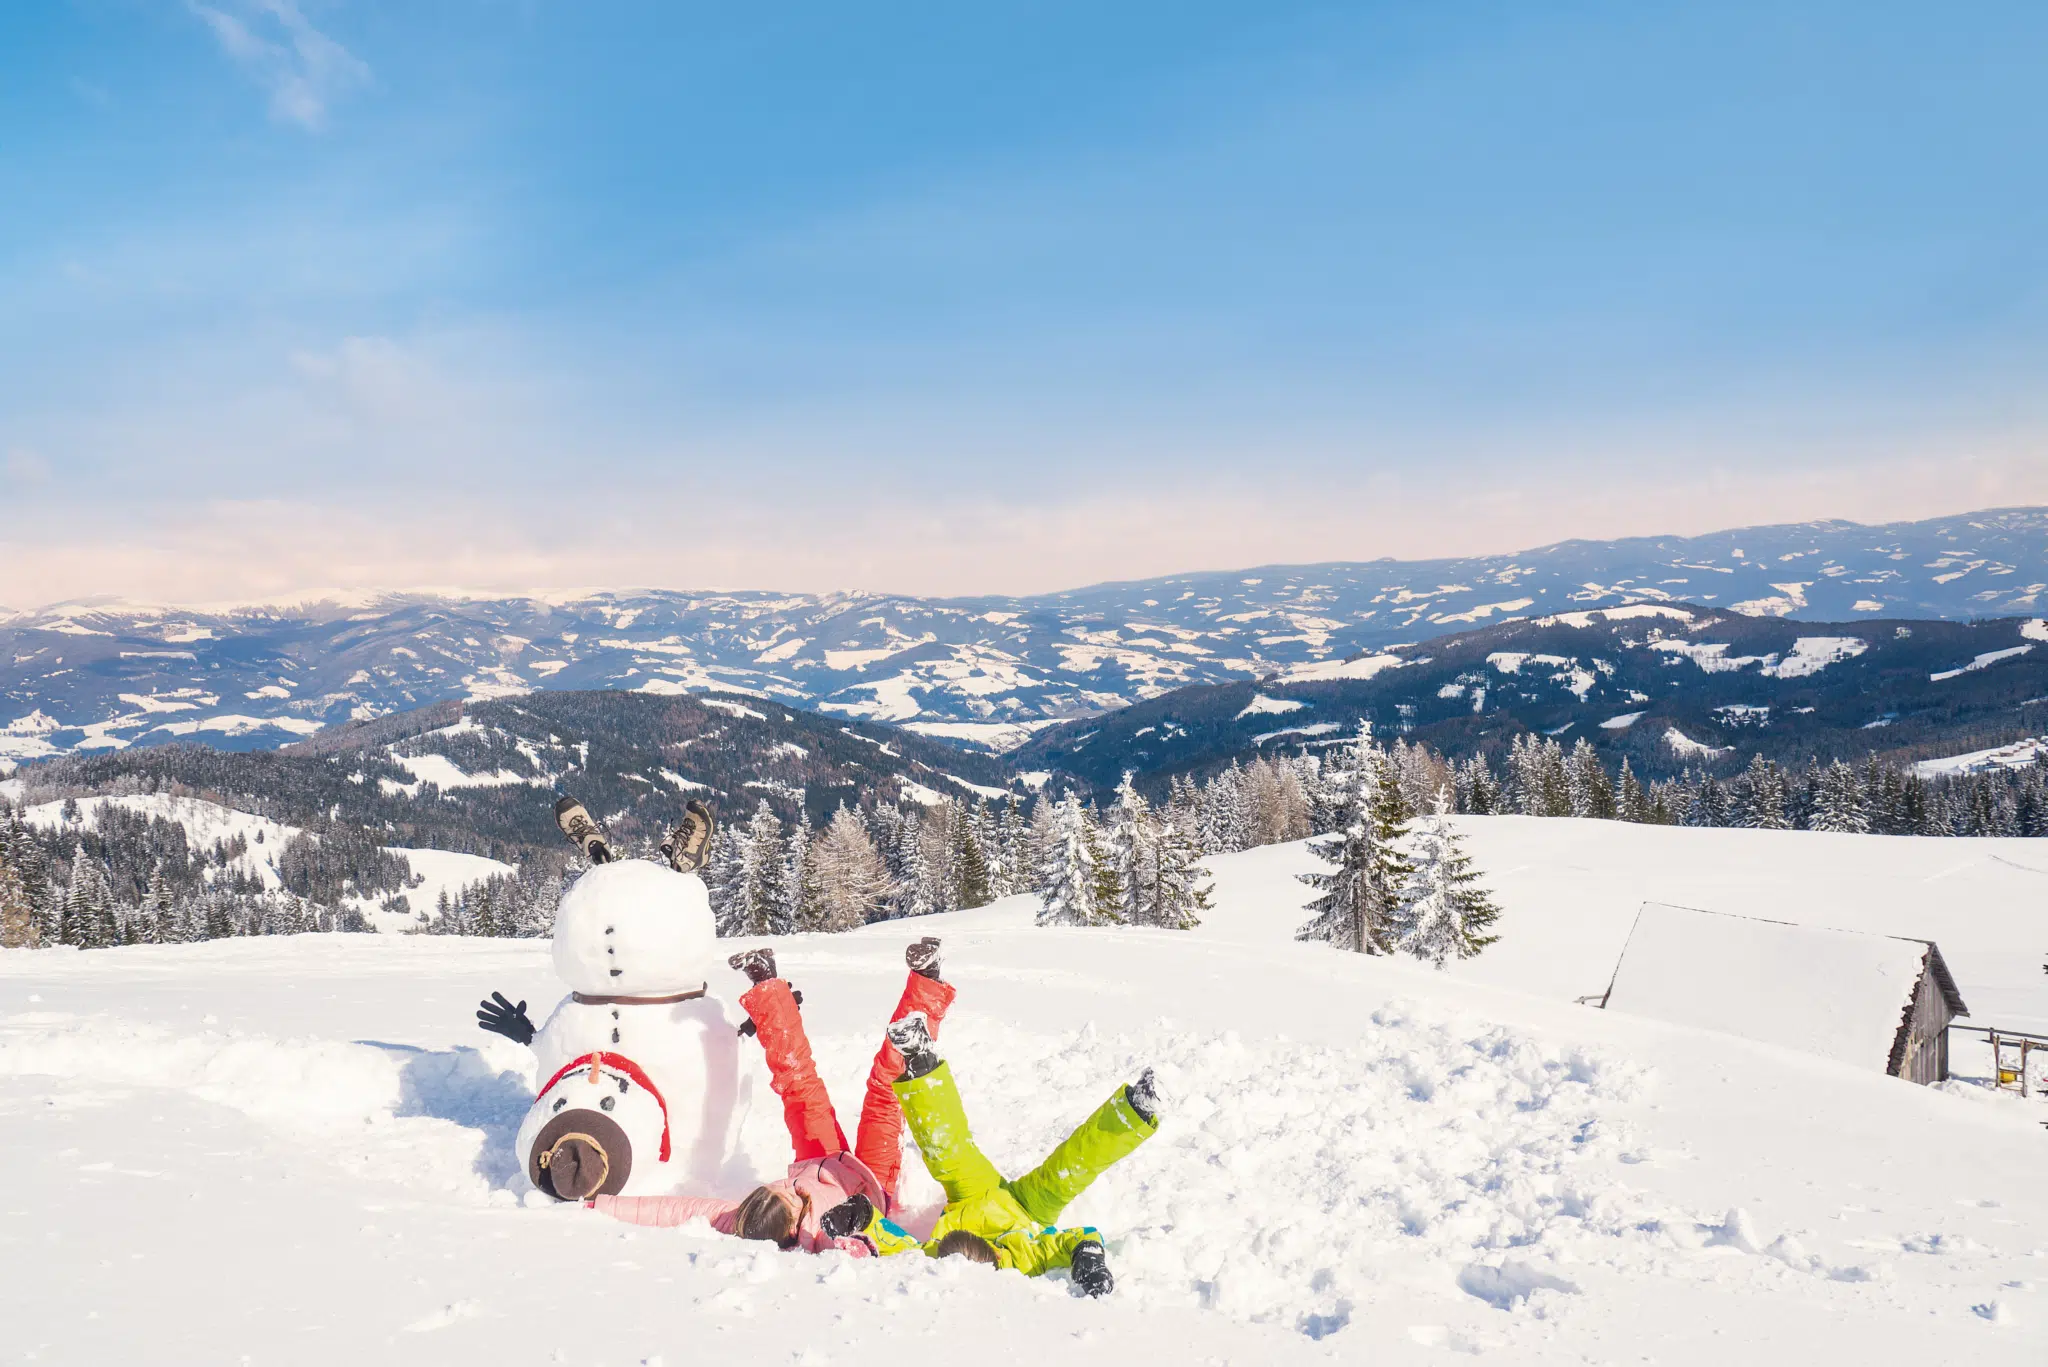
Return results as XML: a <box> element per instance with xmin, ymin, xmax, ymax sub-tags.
<box><xmin>818</xmin><ymin>1193</ymin><xmax>874</xmax><ymax>1241</ymax></box>
<box><xmin>476</xmin><ymin>991</ymin><xmax>536</xmax><ymax>1046</ymax></box>
<box><xmin>737</xmin><ymin>987</ymin><xmax>800</xmax><ymax>1037</ymax></box>
<box><xmin>1069</xmin><ymin>1240</ymin><xmax>1113</xmax><ymax>1297</ymax></box>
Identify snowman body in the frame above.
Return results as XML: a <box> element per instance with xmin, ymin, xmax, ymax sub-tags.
<box><xmin>514</xmin><ymin>860</ymin><xmax>745</xmax><ymax>1198</ymax></box>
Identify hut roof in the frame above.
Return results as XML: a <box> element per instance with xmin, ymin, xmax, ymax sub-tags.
<box><xmin>1600</xmin><ymin>903</ymin><xmax>1968</xmax><ymax>1074</ymax></box>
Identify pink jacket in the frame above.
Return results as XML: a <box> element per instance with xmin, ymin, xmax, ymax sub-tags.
<box><xmin>592</xmin><ymin>1150</ymin><xmax>887</xmax><ymax>1256</ymax></box>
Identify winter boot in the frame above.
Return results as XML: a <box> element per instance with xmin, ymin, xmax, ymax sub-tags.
<box><xmin>1124</xmin><ymin>1067</ymin><xmax>1160</xmax><ymax>1126</ymax></box>
<box><xmin>905</xmin><ymin>936</ymin><xmax>942</xmax><ymax>981</ymax></box>
<box><xmin>728</xmin><ymin>947</ymin><xmax>777</xmax><ymax>984</ymax></box>
<box><xmin>888</xmin><ymin>1011</ymin><xmax>941</xmax><ymax>1080</ymax></box>
<box><xmin>661</xmin><ymin>800</ymin><xmax>717</xmax><ymax>873</ymax></box>
<box><xmin>554</xmin><ymin>795</ymin><xmax>612</xmax><ymax>865</ymax></box>
<box><xmin>1069</xmin><ymin>1240</ymin><xmax>1114</xmax><ymax>1297</ymax></box>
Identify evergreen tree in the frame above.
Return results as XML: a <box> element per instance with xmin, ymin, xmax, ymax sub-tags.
<box><xmin>1035</xmin><ymin>795</ymin><xmax>1107</xmax><ymax>927</ymax></box>
<box><xmin>951</xmin><ymin>803</ymin><xmax>993</xmax><ymax>910</ymax></box>
<box><xmin>1810</xmin><ymin>760</ymin><xmax>1870</xmax><ymax>833</ymax></box>
<box><xmin>1104</xmin><ymin>773</ymin><xmax>1154</xmax><ymax>924</ymax></box>
<box><xmin>1084</xmin><ymin>805</ymin><xmax>1124</xmax><ymax>924</ymax></box>
<box><xmin>0</xmin><ymin>851</ymin><xmax>35</xmax><ymax>949</ymax></box>
<box><xmin>1616</xmin><ymin>758</ymin><xmax>1649</xmax><ymax>822</ymax></box>
<box><xmin>1738</xmin><ymin>755</ymin><xmax>1791</xmax><ymax>830</ymax></box>
<box><xmin>1567</xmin><ymin>739</ymin><xmax>1616</xmax><ymax>819</ymax></box>
<box><xmin>1296</xmin><ymin>725</ymin><xmax>1409</xmax><ymax>954</ymax></box>
<box><xmin>780</xmin><ymin>817</ymin><xmax>818</xmax><ymax>930</ymax></box>
<box><xmin>735</xmin><ymin>800</ymin><xmax>789</xmax><ymax>936</ymax></box>
<box><xmin>1146</xmin><ymin>820</ymin><xmax>1210</xmax><ymax>930</ymax></box>
<box><xmin>1394</xmin><ymin>789</ymin><xmax>1502</xmax><ymax>967</ymax></box>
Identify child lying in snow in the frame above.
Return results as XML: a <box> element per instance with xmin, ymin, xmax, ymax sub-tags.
<box><xmin>589</xmin><ymin>938</ymin><xmax>954</xmax><ymax>1254</ymax></box>
<box><xmin>816</xmin><ymin>1011</ymin><xmax>1160</xmax><ymax>1297</ymax></box>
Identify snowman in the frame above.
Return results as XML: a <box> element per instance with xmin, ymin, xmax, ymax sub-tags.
<box><xmin>478</xmin><ymin>798</ymin><xmax>746</xmax><ymax>1201</ymax></box>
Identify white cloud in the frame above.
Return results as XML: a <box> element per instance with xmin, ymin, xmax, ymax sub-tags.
<box><xmin>190</xmin><ymin>0</ymin><xmax>370</xmax><ymax>130</ymax></box>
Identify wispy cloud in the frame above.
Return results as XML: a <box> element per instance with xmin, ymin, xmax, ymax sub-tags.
<box><xmin>190</xmin><ymin>0</ymin><xmax>369</xmax><ymax>130</ymax></box>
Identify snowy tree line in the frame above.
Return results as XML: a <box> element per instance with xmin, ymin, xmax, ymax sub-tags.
<box><xmin>0</xmin><ymin>799</ymin><xmax>429</xmax><ymax>950</ymax></box>
<box><xmin>1172</xmin><ymin>732</ymin><xmax>2048</xmax><ymax>844</ymax></box>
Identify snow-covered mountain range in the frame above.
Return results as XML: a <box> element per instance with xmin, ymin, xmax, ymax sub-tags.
<box><xmin>4</xmin><ymin>507</ymin><xmax>2045</xmax><ymax>760</ymax></box>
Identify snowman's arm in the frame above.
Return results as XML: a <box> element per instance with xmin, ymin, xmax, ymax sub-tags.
<box><xmin>476</xmin><ymin>991</ymin><xmax>537</xmax><ymax>1047</ymax></box>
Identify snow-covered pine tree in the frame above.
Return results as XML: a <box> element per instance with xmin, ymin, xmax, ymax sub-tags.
<box><xmin>705</xmin><ymin>825</ymin><xmax>748</xmax><ymax>935</ymax></box>
<box><xmin>1146</xmin><ymin>819</ymin><xmax>1210</xmax><ymax>930</ymax></box>
<box><xmin>1104</xmin><ymin>773</ymin><xmax>1154</xmax><ymax>923</ymax></box>
<box><xmin>136</xmin><ymin>865</ymin><xmax>169</xmax><ymax>945</ymax></box>
<box><xmin>1566</xmin><ymin>738</ymin><xmax>1615</xmax><ymax>819</ymax></box>
<box><xmin>810</xmin><ymin>803</ymin><xmax>894</xmax><ymax>930</ymax></box>
<box><xmin>720</xmin><ymin>800</ymin><xmax>787</xmax><ymax>938</ymax></box>
<box><xmin>1810</xmin><ymin>760</ymin><xmax>1869</xmax><ymax>833</ymax></box>
<box><xmin>779</xmin><ymin>817</ymin><xmax>818</xmax><ymax>929</ymax></box>
<box><xmin>1295</xmin><ymin>724</ymin><xmax>1409</xmax><ymax>954</ymax></box>
<box><xmin>993</xmin><ymin>799</ymin><xmax>1031</xmax><ymax>897</ymax></box>
<box><xmin>1738</xmin><ymin>755</ymin><xmax>1791</xmax><ymax>830</ymax></box>
<box><xmin>1456</xmin><ymin>754</ymin><xmax>1500</xmax><ymax>815</ymax></box>
<box><xmin>1616</xmin><ymin>757</ymin><xmax>1649</xmax><ymax>823</ymax></box>
<box><xmin>1084</xmin><ymin>804</ymin><xmax>1124</xmax><ymax>924</ymax></box>
<box><xmin>1034</xmin><ymin>794</ymin><xmax>1105</xmax><ymax>927</ymax></box>
<box><xmin>0</xmin><ymin>850</ymin><xmax>34</xmax><ymax>949</ymax></box>
<box><xmin>1394</xmin><ymin>788</ymin><xmax>1502</xmax><ymax>967</ymax></box>
<box><xmin>951</xmin><ymin>803</ymin><xmax>992</xmax><ymax>910</ymax></box>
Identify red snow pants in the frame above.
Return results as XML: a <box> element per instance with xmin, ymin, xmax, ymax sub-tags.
<box><xmin>738</xmin><ymin>970</ymin><xmax>957</xmax><ymax>1204</ymax></box>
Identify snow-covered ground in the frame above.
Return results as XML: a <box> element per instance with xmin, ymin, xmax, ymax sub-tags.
<box><xmin>4</xmin><ymin>818</ymin><xmax>2047</xmax><ymax>1364</ymax></box>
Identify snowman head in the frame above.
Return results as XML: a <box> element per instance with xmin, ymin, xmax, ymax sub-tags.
<box><xmin>551</xmin><ymin>860</ymin><xmax>718</xmax><ymax>997</ymax></box>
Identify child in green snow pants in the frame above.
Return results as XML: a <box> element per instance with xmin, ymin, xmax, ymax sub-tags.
<box><xmin>894</xmin><ymin>1060</ymin><xmax>1156</xmax><ymax>1275</ymax></box>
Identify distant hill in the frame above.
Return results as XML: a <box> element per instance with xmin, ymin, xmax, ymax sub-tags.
<box><xmin>1011</xmin><ymin>605</ymin><xmax>2048</xmax><ymax>793</ymax></box>
<box><xmin>3</xmin><ymin>506</ymin><xmax>2046</xmax><ymax>758</ymax></box>
<box><xmin>15</xmin><ymin>690</ymin><xmax>1026</xmax><ymax>865</ymax></box>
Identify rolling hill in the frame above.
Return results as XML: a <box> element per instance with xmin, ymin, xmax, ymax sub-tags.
<box><xmin>4</xmin><ymin>506</ymin><xmax>2046</xmax><ymax>759</ymax></box>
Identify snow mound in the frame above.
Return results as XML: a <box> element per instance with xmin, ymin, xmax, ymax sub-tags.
<box><xmin>0</xmin><ymin>1012</ymin><xmax>532</xmax><ymax>1195</ymax></box>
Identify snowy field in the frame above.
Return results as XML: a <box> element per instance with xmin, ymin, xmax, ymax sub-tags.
<box><xmin>4</xmin><ymin>817</ymin><xmax>2048</xmax><ymax>1364</ymax></box>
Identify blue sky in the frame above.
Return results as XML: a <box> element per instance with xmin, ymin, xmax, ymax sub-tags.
<box><xmin>2</xmin><ymin>1</ymin><xmax>2045</xmax><ymax>604</ymax></box>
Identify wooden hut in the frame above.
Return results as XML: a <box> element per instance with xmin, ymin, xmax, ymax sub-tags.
<box><xmin>1598</xmin><ymin>903</ymin><xmax>1969</xmax><ymax>1083</ymax></box>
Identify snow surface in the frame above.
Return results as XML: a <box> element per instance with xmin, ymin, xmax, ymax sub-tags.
<box><xmin>4</xmin><ymin>819</ymin><xmax>2048</xmax><ymax>1363</ymax></box>
<box><xmin>1663</xmin><ymin>725</ymin><xmax>1733</xmax><ymax>758</ymax></box>
<box><xmin>395</xmin><ymin>753</ymin><xmax>541</xmax><ymax>790</ymax></box>
<box><xmin>1931</xmin><ymin>645</ymin><xmax>2034</xmax><ymax>682</ymax></box>
<box><xmin>1236</xmin><ymin>693</ymin><xmax>1308</xmax><ymax>719</ymax></box>
<box><xmin>1759</xmin><ymin>635</ymin><xmax>1868</xmax><ymax>678</ymax></box>
<box><xmin>1279</xmin><ymin>653</ymin><xmax>1406</xmax><ymax>682</ymax></box>
<box><xmin>1910</xmin><ymin>737</ymin><xmax>2048</xmax><ymax>778</ymax></box>
<box><xmin>1601</xmin><ymin>904</ymin><xmax>1932</xmax><ymax>1072</ymax></box>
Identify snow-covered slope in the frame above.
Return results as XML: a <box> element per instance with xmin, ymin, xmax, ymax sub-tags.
<box><xmin>5</xmin><ymin>507</ymin><xmax>2047</xmax><ymax>755</ymax></box>
<box><xmin>19</xmin><ymin>793</ymin><xmax>515</xmax><ymax>923</ymax></box>
<box><xmin>2</xmin><ymin>818</ymin><xmax>2045</xmax><ymax>1363</ymax></box>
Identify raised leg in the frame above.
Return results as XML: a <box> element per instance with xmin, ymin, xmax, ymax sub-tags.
<box><xmin>893</xmin><ymin>1061</ymin><xmax>1004</xmax><ymax>1205</ymax></box>
<box><xmin>854</xmin><ymin>970</ymin><xmax>957</xmax><ymax>1200</ymax></box>
<box><xmin>1004</xmin><ymin>1083</ymin><xmax>1156</xmax><ymax>1228</ymax></box>
<box><xmin>740</xmin><ymin>978</ymin><xmax>847</xmax><ymax>1162</ymax></box>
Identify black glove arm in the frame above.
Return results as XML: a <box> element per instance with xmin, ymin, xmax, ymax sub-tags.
<box><xmin>476</xmin><ymin>991</ymin><xmax>536</xmax><ymax>1046</ymax></box>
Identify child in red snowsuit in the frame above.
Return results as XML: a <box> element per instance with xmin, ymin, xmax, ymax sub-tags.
<box><xmin>591</xmin><ymin>938</ymin><xmax>953</xmax><ymax>1255</ymax></box>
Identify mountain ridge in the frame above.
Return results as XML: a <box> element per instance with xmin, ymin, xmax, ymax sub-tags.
<box><xmin>4</xmin><ymin>506</ymin><xmax>2045</xmax><ymax>761</ymax></box>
